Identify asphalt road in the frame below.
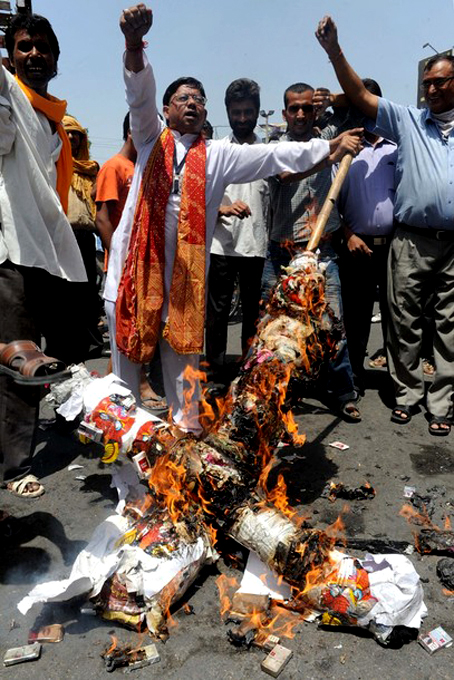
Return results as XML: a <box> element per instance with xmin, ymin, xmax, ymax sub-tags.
<box><xmin>1</xmin><ymin>314</ymin><xmax>454</xmax><ymax>680</ymax></box>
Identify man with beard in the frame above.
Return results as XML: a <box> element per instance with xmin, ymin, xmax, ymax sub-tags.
<box><xmin>0</xmin><ymin>13</ymin><xmax>87</xmax><ymax>497</ymax></box>
<box><xmin>317</xmin><ymin>16</ymin><xmax>454</xmax><ymax>436</ymax></box>
<box><xmin>105</xmin><ymin>4</ymin><xmax>362</xmax><ymax>435</ymax></box>
<box><xmin>205</xmin><ymin>78</ymin><xmax>270</xmax><ymax>390</ymax></box>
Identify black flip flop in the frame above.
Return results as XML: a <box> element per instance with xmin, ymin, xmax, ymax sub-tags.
<box><xmin>390</xmin><ymin>406</ymin><xmax>412</xmax><ymax>424</ymax></box>
<box><xmin>339</xmin><ymin>400</ymin><xmax>362</xmax><ymax>422</ymax></box>
<box><xmin>428</xmin><ymin>415</ymin><xmax>451</xmax><ymax>437</ymax></box>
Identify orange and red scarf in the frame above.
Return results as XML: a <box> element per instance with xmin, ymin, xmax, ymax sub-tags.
<box><xmin>15</xmin><ymin>76</ymin><xmax>72</xmax><ymax>213</ymax></box>
<box><xmin>116</xmin><ymin>127</ymin><xmax>207</xmax><ymax>363</ymax></box>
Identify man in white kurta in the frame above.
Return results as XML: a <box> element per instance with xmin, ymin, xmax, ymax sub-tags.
<box><xmin>0</xmin><ymin>13</ymin><xmax>87</xmax><ymax>496</ymax></box>
<box><xmin>206</xmin><ymin>78</ymin><xmax>270</xmax><ymax>390</ymax></box>
<box><xmin>106</xmin><ymin>4</ymin><xmax>362</xmax><ymax>433</ymax></box>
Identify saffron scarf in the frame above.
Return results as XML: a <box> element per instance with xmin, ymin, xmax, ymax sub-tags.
<box><xmin>62</xmin><ymin>114</ymin><xmax>99</xmax><ymax>220</ymax></box>
<box><xmin>15</xmin><ymin>76</ymin><xmax>72</xmax><ymax>213</ymax></box>
<box><xmin>116</xmin><ymin>127</ymin><xmax>207</xmax><ymax>363</ymax></box>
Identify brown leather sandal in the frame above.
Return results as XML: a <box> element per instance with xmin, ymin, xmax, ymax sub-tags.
<box><xmin>0</xmin><ymin>340</ymin><xmax>71</xmax><ymax>385</ymax></box>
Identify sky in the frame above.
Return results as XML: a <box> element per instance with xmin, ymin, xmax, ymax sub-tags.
<box><xmin>17</xmin><ymin>0</ymin><xmax>454</xmax><ymax>164</ymax></box>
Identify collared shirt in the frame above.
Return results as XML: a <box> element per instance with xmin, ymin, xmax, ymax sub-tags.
<box><xmin>337</xmin><ymin>137</ymin><xmax>397</xmax><ymax>236</ymax></box>
<box><xmin>0</xmin><ymin>67</ymin><xmax>86</xmax><ymax>281</ymax></box>
<box><xmin>104</xmin><ymin>57</ymin><xmax>331</xmax><ymax>307</ymax></box>
<box><xmin>374</xmin><ymin>98</ymin><xmax>454</xmax><ymax>230</ymax></box>
<box><xmin>210</xmin><ymin>133</ymin><xmax>270</xmax><ymax>258</ymax></box>
<box><xmin>268</xmin><ymin>127</ymin><xmax>340</xmax><ymax>244</ymax></box>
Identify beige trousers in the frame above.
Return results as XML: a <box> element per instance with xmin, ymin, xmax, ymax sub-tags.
<box><xmin>387</xmin><ymin>226</ymin><xmax>454</xmax><ymax>418</ymax></box>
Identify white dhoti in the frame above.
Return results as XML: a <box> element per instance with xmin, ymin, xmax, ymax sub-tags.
<box><xmin>105</xmin><ymin>300</ymin><xmax>202</xmax><ymax>434</ymax></box>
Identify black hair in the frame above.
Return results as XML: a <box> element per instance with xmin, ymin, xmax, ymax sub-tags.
<box><xmin>283</xmin><ymin>82</ymin><xmax>314</xmax><ymax>108</ymax></box>
<box><xmin>123</xmin><ymin>112</ymin><xmax>130</xmax><ymax>141</ymax></box>
<box><xmin>5</xmin><ymin>13</ymin><xmax>60</xmax><ymax>68</ymax></box>
<box><xmin>424</xmin><ymin>54</ymin><xmax>454</xmax><ymax>74</ymax></box>
<box><xmin>362</xmin><ymin>78</ymin><xmax>382</xmax><ymax>98</ymax></box>
<box><xmin>162</xmin><ymin>77</ymin><xmax>206</xmax><ymax>106</ymax></box>
<box><xmin>224</xmin><ymin>78</ymin><xmax>260</xmax><ymax>111</ymax></box>
<box><xmin>202</xmin><ymin>120</ymin><xmax>213</xmax><ymax>138</ymax></box>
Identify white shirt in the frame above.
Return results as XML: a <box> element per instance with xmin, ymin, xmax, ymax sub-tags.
<box><xmin>104</xmin><ymin>57</ymin><xmax>330</xmax><ymax>309</ymax></box>
<box><xmin>210</xmin><ymin>133</ymin><xmax>270</xmax><ymax>258</ymax></box>
<box><xmin>0</xmin><ymin>67</ymin><xmax>86</xmax><ymax>281</ymax></box>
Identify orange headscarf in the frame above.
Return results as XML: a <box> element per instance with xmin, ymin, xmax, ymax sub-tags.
<box><xmin>62</xmin><ymin>114</ymin><xmax>99</xmax><ymax>220</ymax></box>
<box><xmin>15</xmin><ymin>76</ymin><xmax>72</xmax><ymax>213</ymax></box>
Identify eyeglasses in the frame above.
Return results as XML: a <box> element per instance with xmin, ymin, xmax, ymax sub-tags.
<box><xmin>170</xmin><ymin>93</ymin><xmax>207</xmax><ymax>107</ymax></box>
<box><xmin>287</xmin><ymin>104</ymin><xmax>314</xmax><ymax>114</ymax></box>
<box><xmin>421</xmin><ymin>75</ymin><xmax>454</xmax><ymax>91</ymax></box>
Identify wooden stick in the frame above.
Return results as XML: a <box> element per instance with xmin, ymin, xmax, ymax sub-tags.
<box><xmin>306</xmin><ymin>153</ymin><xmax>353</xmax><ymax>252</ymax></box>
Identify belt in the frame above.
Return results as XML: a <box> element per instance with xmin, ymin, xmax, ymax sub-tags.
<box><xmin>360</xmin><ymin>235</ymin><xmax>390</xmax><ymax>246</ymax></box>
<box><xmin>396</xmin><ymin>222</ymin><xmax>454</xmax><ymax>241</ymax></box>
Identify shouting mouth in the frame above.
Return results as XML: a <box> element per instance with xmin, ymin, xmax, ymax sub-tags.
<box><xmin>25</xmin><ymin>61</ymin><xmax>49</xmax><ymax>79</ymax></box>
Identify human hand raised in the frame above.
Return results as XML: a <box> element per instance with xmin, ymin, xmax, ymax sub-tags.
<box><xmin>315</xmin><ymin>16</ymin><xmax>340</xmax><ymax>58</ymax></box>
<box><xmin>120</xmin><ymin>4</ymin><xmax>153</xmax><ymax>46</ymax></box>
<box><xmin>313</xmin><ymin>87</ymin><xmax>332</xmax><ymax>119</ymax></box>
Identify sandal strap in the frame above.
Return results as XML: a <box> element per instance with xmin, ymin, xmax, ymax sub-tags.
<box><xmin>0</xmin><ymin>340</ymin><xmax>65</xmax><ymax>377</ymax></box>
<box><xmin>11</xmin><ymin>474</ymin><xmax>41</xmax><ymax>494</ymax></box>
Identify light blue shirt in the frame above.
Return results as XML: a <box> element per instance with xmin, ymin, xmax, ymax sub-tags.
<box><xmin>374</xmin><ymin>98</ymin><xmax>454</xmax><ymax>230</ymax></box>
<box><xmin>338</xmin><ymin>137</ymin><xmax>397</xmax><ymax>236</ymax></box>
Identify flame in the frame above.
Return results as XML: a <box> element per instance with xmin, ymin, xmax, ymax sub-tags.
<box><xmin>264</xmin><ymin>474</ymin><xmax>295</xmax><ymax>520</ymax></box>
<box><xmin>325</xmin><ymin>508</ymin><xmax>347</xmax><ymax>542</ymax></box>
<box><xmin>128</xmin><ymin>632</ymin><xmax>146</xmax><ymax>659</ymax></box>
<box><xmin>148</xmin><ymin>453</ymin><xmax>190</xmax><ymax>524</ymax></box>
<box><xmin>215</xmin><ymin>574</ymin><xmax>239</xmax><ymax>617</ymax></box>
<box><xmin>262</xmin><ymin>605</ymin><xmax>302</xmax><ymax>639</ymax></box>
<box><xmin>106</xmin><ymin>634</ymin><xmax>118</xmax><ymax>655</ymax></box>
<box><xmin>400</xmin><ymin>503</ymin><xmax>434</xmax><ymax>528</ymax></box>
<box><xmin>158</xmin><ymin>581</ymin><xmax>178</xmax><ymax>631</ymax></box>
<box><xmin>206</xmin><ymin>521</ymin><xmax>218</xmax><ymax>547</ymax></box>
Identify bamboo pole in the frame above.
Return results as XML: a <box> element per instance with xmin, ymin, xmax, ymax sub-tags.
<box><xmin>306</xmin><ymin>153</ymin><xmax>353</xmax><ymax>252</ymax></box>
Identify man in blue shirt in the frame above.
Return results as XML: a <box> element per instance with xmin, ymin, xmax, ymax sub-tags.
<box><xmin>338</xmin><ymin>78</ymin><xmax>397</xmax><ymax>395</ymax></box>
<box><xmin>317</xmin><ymin>16</ymin><xmax>454</xmax><ymax>435</ymax></box>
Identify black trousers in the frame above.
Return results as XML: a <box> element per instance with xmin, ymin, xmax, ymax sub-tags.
<box><xmin>0</xmin><ymin>261</ymin><xmax>89</xmax><ymax>485</ymax></box>
<box><xmin>74</xmin><ymin>230</ymin><xmax>103</xmax><ymax>349</ymax></box>
<box><xmin>205</xmin><ymin>254</ymin><xmax>264</xmax><ymax>379</ymax></box>
<box><xmin>339</xmin><ymin>237</ymin><xmax>390</xmax><ymax>391</ymax></box>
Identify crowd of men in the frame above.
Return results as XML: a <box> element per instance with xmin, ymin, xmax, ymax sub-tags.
<box><xmin>1</xmin><ymin>3</ymin><xmax>453</xmax><ymax>499</ymax></box>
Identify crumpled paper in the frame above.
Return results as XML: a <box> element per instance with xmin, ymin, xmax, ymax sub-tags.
<box><xmin>306</xmin><ymin>551</ymin><xmax>427</xmax><ymax>643</ymax></box>
<box><xmin>18</xmin><ymin>514</ymin><xmax>212</xmax><ymax>616</ymax></box>
<box><xmin>360</xmin><ymin>553</ymin><xmax>428</xmax><ymax>636</ymax></box>
<box><xmin>45</xmin><ymin>364</ymin><xmax>94</xmax><ymax>421</ymax></box>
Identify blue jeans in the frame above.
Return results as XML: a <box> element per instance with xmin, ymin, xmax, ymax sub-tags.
<box><xmin>261</xmin><ymin>240</ymin><xmax>356</xmax><ymax>403</ymax></box>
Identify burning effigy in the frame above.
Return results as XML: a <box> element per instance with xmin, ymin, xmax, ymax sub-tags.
<box><xmin>18</xmin><ymin>254</ymin><xmax>426</xmax><ymax>648</ymax></box>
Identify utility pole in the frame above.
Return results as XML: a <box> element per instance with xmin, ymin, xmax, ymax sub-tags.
<box><xmin>259</xmin><ymin>109</ymin><xmax>275</xmax><ymax>143</ymax></box>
